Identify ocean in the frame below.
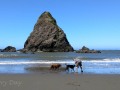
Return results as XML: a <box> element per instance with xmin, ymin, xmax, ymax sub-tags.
<box><xmin>0</xmin><ymin>50</ymin><xmax>120</xmax><ymax>74</ymax></box>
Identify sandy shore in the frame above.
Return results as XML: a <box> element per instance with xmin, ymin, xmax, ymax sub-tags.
<box><xmin>0</xmin><ymin>73</ymin><xmax>120</xmax><ymax>90</ymax></box>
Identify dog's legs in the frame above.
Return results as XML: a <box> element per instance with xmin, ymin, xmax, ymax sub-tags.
<box><xmin>65</xmin><ymin>66</ymin><xmax>69</xmax><ymax>72</ymax></box>
<box><xmin>72</xmin><ymin>68</ymin><xmax>75</xmax><ymax>72</ymax></box>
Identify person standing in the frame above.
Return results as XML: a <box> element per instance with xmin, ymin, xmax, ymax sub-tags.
<box><xmin>74</xmin><ymin>58</ymin><xmax>83</xmax><ymax>72</ymax></box>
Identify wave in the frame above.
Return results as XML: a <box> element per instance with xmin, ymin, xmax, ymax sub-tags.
<box><xmin>0</xmin><ymin>60</ymin><xmax>74</xmax><ymax>65</ymax></box>
<box><xmin>85</xmin><ymin>58</ymin><xmax>120</xmax><ymax>63</ymax></box>
<box><xmin>0</xmin><ymin>58</ymin><xmax>120</xmax><ymax>65</ymax></box>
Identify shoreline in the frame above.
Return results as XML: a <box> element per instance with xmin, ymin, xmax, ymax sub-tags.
<box><xmin>0</xmin><ymin>64</ymin><xmax>120</xmax><ymax>75</ymax></box>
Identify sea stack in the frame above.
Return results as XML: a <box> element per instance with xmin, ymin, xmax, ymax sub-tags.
<box><xmin>24</xmin><ymin>11</ymin><xmax>74</xmax><ymax>52</ymax></box>
<box><xmin>1</xmin><ymin>46</ymin><xmax>16</xmax><ymax>52</ymax></box>
<box><xmin>76</xmin><ymin>46</ymin><xmax>101</xmax><ymax>53</ymax></box>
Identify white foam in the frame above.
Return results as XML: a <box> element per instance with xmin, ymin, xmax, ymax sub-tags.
<box><xmin>0</xmin><ymin>58</ymin><xmax>120</xmax><ymax>65</ymax></box>
<box><xmin>83</xmin><ymin>58</ymin><xmax>120</xmax><ymax>63</ymax></box>
<box><xmin>0</xmin><ymin>60</ymin><xmax>74</xmax><ymax>65</ymax></box>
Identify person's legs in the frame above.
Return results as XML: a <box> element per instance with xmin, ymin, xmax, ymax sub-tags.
<box><xmin>80</xmin><ymin>66</ymin><xmax>83</xmax><ymax>72</ymax></box>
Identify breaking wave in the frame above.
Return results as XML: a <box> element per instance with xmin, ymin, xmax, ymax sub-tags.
<box><xmin>0</xmin><ymin>58</ymin><xmax>120</xmax><ymax>65</ymax></box>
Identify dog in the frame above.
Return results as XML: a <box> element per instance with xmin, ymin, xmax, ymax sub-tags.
<box><xmin>65</xmin><ymin>64</ymin><xmax>75</xmax><ymax>72</ymax></box>
<box><xmin>50</xmin><ymin>64</ymin><xmax>61</xmax><ymax>70</ymax></box>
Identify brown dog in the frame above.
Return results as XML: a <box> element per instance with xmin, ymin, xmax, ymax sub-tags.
<box><xmin>50</xmin><ymin>64</ymin><xmax>61</xmax><ymax>70</ymax></box>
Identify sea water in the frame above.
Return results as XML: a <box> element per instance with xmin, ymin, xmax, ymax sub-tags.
<box><xmin>0</xmin><ymin>50</ymin><xmax>120</xmax><ymax>74</ymax></box>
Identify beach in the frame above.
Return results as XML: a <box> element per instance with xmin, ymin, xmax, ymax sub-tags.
<box><xmin>0</xmin><ymin>51</ymin><xmax>120</xmax><ymax>90</ymax></box>
<box><xmin>1</xmin><ymin>0</ymin><xmax>120</xmax><ymax>90</ymax></box>
<box><xmin>0</xmin><ymin>73</ymin><xmax>120</xmax><ymax>90</ymax></box>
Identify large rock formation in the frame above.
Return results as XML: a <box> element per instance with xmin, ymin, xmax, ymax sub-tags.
<box><xmin>1</xmin><ymin>46</ymin><xmax>16</xmax><ymax>52</ymax></box>
<box><xmin>24</xmin><ymin>11</ymin><xmax>74</xmax><ymax>52</ymax></box>
<box><xmin>76</xmin><ymin>46</ymin><xmax>101</xmax><ymax>53</ymax></box>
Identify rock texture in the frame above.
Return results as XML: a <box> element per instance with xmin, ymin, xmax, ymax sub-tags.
<box><xmin>76</xmin><ymin>46</ymin><xmax>101</xmax><ymax>53</ymax></box>
<box><xmin>1</xmin><ymin>46</ymin><xmax>16</xmax><ymax>52</ymax></box>
<box><xmin>0</xmin><ymin>49</ymin><xmax>2</xmax><ymax>52</ymax></box>
<box><xmin>24</xmin><ymin>11</ymin><xmax>74</xmax><ymax>52</ymax></box>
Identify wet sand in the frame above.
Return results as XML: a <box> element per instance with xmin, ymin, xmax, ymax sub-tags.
<box><xmin>0</xmin><ymin>73</ymin><xmax>120</xmax><ymax>90</ymax></box>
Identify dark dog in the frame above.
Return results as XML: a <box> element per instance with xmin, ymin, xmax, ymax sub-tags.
<box><xmin>65</xmin><ymin>64</ymin><xmax>75</xmax><ymax>71</ymax></box>
<box><xmin>50</xmin><ymin>64</ymin><xmax>61</xmax><ymax>70</ymax></box>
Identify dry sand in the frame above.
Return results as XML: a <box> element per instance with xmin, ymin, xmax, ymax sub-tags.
<box><xmin>0</xmin><ymin>73</ymin><xmax>120</xmax><ymax>90</ymax></box>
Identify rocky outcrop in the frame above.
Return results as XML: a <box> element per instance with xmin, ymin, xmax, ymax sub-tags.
<box><xmin>24</xmin><ymin>11</ymin><xmax>74</xmax><ymax>52</ymax></box>
<box><xmin>0</xmin><ymin>49</ymin><xmax>2</xmax><ymax>52</ymax></box>
<box><xmin>76</xmin><ymin>46</ymin><xmax>101</xmax><ymax>53</ymax></box>
<box><xmin>1</xmin><ymin>46</ymin><xmax>16</xmax><ymax>52</ymax></box>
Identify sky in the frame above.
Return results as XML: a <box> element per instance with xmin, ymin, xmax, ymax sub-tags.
<box><xmin>0</xmin><ymin>0</ymin><xmax>120</xmax><ymax>50</ymax></box>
